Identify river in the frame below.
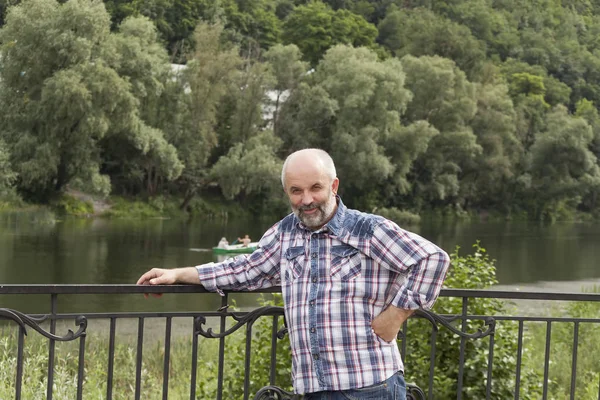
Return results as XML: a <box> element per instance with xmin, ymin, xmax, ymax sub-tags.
<box><xmin>0</xmin><ymin>211</ymin><xmax>598</xmax><ymax>314</ymax></box>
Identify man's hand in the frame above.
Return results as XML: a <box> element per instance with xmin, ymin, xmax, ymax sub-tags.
<box><xmin>136</xmin><ymin>267</ymin><xmax>200</xmax><ymax>298</ymax></box>
<box><xmin>371</xmin><ymin>305</ymin><xmax>415</xmax><ymax>342</ymax></box>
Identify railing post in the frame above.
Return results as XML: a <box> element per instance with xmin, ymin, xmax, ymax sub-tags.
<box><xmin>135</xmin><ymin>317</ymin><xmax>145</xmax><ymax>400</ymax></box>
<box><xmin>15</xmin><ymin>326</ymin><xmax>25</xmax><ymax>400</ymax></box>
<box><xmin>514</xmin><ymin>320</ymin><xmax>524</xmax><ymax>400</ymax></box>
<box><xmin>162</xmin><ymin>316</ymin><xmax>172</xmax><ymax>400</ymax></box>
<box><xmin>570</xmin><ymin>322</ymin><xmax>579</xmax><ymax>400</ymax></box>
<box><xmin>47</xmin><ymin>293</ymin><xmax>58</xmax><ymax>400</ymax></box>
<box><xmin>457</xmin><ymin>297</ymin><xmax>469</xmax><ymax>400</ymax></box>
<box><xmin>107</xmin><ymin>317</ymin><xmax>117</xmax><ymax>400</ymax></box>
<box><xmin>543</xmin><ymin>322</ymin><xmax>552</xmax><ymax>400</ymax></box>
<box><xmin>217</xmin><ymin>293</ymin><xmax>228</xmax><ymax>400</ymax></box>
<box><xmin>270</xmin><ymin>315</ymin><xmax>278</xmax><ymax>385</ymax></box>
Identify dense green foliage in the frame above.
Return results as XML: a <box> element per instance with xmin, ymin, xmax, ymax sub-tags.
<box><xmin>3</xmin><ymin>0</ymin><xmax>600</xmax><ymax>219</ymax></box>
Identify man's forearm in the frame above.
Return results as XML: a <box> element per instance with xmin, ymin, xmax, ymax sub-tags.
<box><xmin>174</xmin><ymin>267</ymin><xmax>201</xmax><ymax>284</ymax></box>
<box><xmin>387</xmin><ymin>305</ymin><xmax>415</xmax><ymax>325</ymax></box>
<box><xmin>371</xmin><ymin>305</ymin><xmax>416</xmax><ymax>342</ymax></box>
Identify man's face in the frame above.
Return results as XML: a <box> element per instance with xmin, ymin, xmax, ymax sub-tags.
<box><xmin>284</xmin><ymin>162</ymin><xmax>339</xmax><ymax>230</ymax></box>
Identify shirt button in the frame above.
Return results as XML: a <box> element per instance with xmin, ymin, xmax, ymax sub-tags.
<box><xmin>312</xmin><ymin>233</ymin><xmax>317</xmax><ymax>238</ymax></box>
<box><xmin>313</xmin><ymin>354</ymin><xmax>319</xmax><ymax>360</ymax></box>
<box><xmin>309</xmin><ymin>301</ymin><xmax>315</xmax><ymax>307</ymax></box>
<box><xmin>312</xmin><ymin>276</ymin><xmax>317</xmax><ymax>283</ymax></box>
<box><xmin>310</xmin><ymin>327</ymin><xmax>316</xmax><ymax>333</ymax></box>
<box><xmin>311</xmin><ymin>253</ymin><xmax>317</xmax><ymax>259</ymax></box>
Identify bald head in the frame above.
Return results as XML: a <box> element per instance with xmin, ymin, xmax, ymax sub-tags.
<box><xmin>281</xmin><ymin>149</ymin><xmax>337</xmax><ymax>188</ymax></box>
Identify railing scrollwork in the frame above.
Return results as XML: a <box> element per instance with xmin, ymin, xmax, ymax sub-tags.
<box><xmin>413</xmin><ymin>309</ymin><xmax>496</xmax><ymax>339</ymax></box>
<box><xmin>195</xmin><ymin>305</ymin><xmax>285</xmax><ymax>339</ymax></box>
<box><xmin>0</xmin><ymin>308</ymin><xmax>87</xmax><ymax>341</ymax></box>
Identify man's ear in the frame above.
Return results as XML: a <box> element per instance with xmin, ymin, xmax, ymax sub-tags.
<box><xmin>331</xmin><ymin>177</ymin><xmax>339</xmax><ymax>195</ymax></box>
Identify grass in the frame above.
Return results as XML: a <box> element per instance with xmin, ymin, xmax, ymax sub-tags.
<box><xmin>0</xmin><ymin>328</ymin><xmax>207</xmax><ymax>399</ymax></box>
<box><xmin>524</xmin><ymin>292</ymin><xmax>600</xmax><ymax>399</ymax></box>
<box><xmin>0</xmin><ymin>315</ymin><xmax>290</xmax><ymax>400</ymax></box>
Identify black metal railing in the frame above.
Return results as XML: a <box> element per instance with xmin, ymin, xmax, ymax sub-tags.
<box><xmin>0</xmin><ymin>285</ymin><xmax>598</xmax><ymax>399</ymax></box>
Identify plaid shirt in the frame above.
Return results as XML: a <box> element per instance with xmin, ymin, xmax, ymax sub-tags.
<box><xmin>196</xmin><ymin>198</ymin><xmax>449</xmax><ymax>394</ymax></box>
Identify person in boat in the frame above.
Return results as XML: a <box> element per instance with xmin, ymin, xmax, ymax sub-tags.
<box><xmin>137</xmin><ymin>148</ymin><xmax>450</xmax><ymax>400</ymax></box>
<box><xmin>238</xmin><ymin>234</ymin><xmax>252</xmax><ymax>247</ymax></box>
<box><xmin>217</xmin><ymin>237</ymin><xmax>229</xmax><ymax>249</ymax></box>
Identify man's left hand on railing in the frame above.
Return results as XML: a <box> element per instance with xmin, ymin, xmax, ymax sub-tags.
<box><xmin>136</xmin><ymin>267</ymin><xmax>200</xmax><ymax>298</ymax></box>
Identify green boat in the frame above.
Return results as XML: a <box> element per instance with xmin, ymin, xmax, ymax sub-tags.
<box><xmin>212</xmin><ymin>242</ymin><xmax>259</xmax><ymax>255</ymax></box>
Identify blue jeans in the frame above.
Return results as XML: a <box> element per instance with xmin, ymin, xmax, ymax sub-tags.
<box><xmin>304</xmin><ymin>372</ymin><xmax>406</xmax><ymax>400</ymax></box>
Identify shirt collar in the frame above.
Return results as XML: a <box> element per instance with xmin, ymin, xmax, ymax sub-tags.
<box><xmin>324</xmin><ymin>196</ymin><xmax>345</xmax><ymax>237</ymax></box>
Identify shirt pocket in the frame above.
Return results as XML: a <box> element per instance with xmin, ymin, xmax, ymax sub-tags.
<box><xmin>283</xmin><ymin>246</ymin><xmax>305</xmax><ymax>284</ymax></box>
<box><xmin>330</xmin><ymin>244</ymin><xmax>362</xmax><ymax>281</ymax></box>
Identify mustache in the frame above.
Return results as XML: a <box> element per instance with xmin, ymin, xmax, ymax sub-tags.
<box><xmin>298</xmin><ymin>203</ymin><xmax>322</xmax><ymax>212</ymax></box>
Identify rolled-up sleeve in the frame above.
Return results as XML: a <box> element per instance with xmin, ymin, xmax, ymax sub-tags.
<box><xmin>195</xmin><ymin>223</ymin><xmax>282</xmax><ymax>295</ymax></box>
<box><xmin>370</xmin><ymin>220</ymin><xmax>450</xmax><ymax>310</ymax></box>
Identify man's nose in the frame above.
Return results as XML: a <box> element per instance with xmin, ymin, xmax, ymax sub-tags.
<box><xmin>301</xmin><ymin>192</ymin><xmax>313</xmax><ymax>205</ymax></box>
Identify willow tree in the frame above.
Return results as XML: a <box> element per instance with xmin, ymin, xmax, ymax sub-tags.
<box><xmin>169</xmin><ymin>21</ymin><xmax>242</xmax><ymax>209</ymax></box>
<box><xmin>0</xmin><ymin>0</ymin><xmax>181</xmax><ymax>200</ymax></box>
<box><xmin>263</xmin><ymin>44</ymin><xmax>308</xmax><ymax>137</ymax></box>
<box><xmin>312</xmin><ymin>45</ymin><xmax>413</xmax><ymax>208</ymax></box>
<box><xmin>210</xmin><ymin>130</ymin><xmax>284</xmax><ymax>212</ymax></box>
<box><xmin>528</xmin><ymin>106</ymin><xmax>600</xmax><ymax>219</ymax></box>
<box><xmin>401</xmin><ymin>55</ymin><xmax>481</xmax><ymax>207</ymax></box>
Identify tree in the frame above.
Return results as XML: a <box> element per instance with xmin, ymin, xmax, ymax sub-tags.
<box><xmin>276</xmin><ymin>82</ymin><xmax>338</xmax><ymax>154</ymax></box>
<box><xmin>528</xmin><ymin>106</ymin><xmax>600</xmax><ymax>219</ymax></box>
<box><xmin>384</xmin><ymin>121</ymin><xmax>439</xmax><ymax>199</ymax></box>
<box><xmin>312</xmin><ymin>45</ymin><xmax>412</xmax><ymax>207</ymax></box>
<box><xmin>210</xmin><ymin>130</ymin><xmax>285</xmax><ymax>212</ymax></box>
<box><xmin>575</xmin><ymin>99</ymin><xmax>600</xmax><ymax>211</ymax></box>
<box><xmin>0</xmin><ymin>0</ymin><xmax>181</xmax><ymax>200</ymax></box>
<box><xmin>167</xmin><ymin>21</ymin><xmax>242</xmax><ymax>209</ymax></box>
<box><xmin>223</xmin><ymin>0</ymin><xmax>281</xmax><ymax>51</ymax></box>
<box><xmin>0</xmin><ymin>0</ymin><xmax>19</xmax><ymax>27</ymax></box>
<box><xmin>400</xmin><ymin>55</ymin><xmax>481</xmax><ymax>206</ymax></box>
<box><xmin>263</xmin><ymin>44</ymin><xmax>309</xmax><ymax>135</ymax></box>
<box><xmin>0</xmin><ymin>139</ymin><xmax>16</xmax><ymax>196</ymax></box>
<box><xmin>500</xmin><ymin>58</ymin><xmax>571</xmax><ymax>107</ymax></box>
<box><xmin>463</xmin><ymin>81</ymin><xmax>521</xmax><ymax>210</ymax></box>
<box><xmin>378</xmin><ymin>7</ymin><xmax>486</xmax><ymax>79</ymax></box>
<box><xmin>436</xmin><ymin>0</ymin><xmax>520</xmax><ymax>61</ymax></box>
<box><xmin>104</xmin><ymin>16</ymin><xmax>183</xmax><ymax>196</ymax></box>
<box><xmin>282</xmin><ymin>1</ymin><xmax>378</xmax><ymax>66</ymax></box>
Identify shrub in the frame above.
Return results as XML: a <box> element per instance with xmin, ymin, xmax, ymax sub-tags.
<box><xmin>403</xmin><ymin>243</ymin><xmax>542</xmax><ymax>399</ymax></box>
<box><xmin>52</xmin><ymin>195</ymin><xmax>94</xmax><ymax>217</ymax></box>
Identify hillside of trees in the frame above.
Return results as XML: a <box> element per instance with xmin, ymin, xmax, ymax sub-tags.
<box><xmin>2</xmin><ymin>0</ymin><xmax>600</xmax><ymax>220</ymax></box>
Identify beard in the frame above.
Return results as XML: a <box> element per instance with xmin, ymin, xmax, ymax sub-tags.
<box><xmin>292</xmin><ymin>193</ymin><xmax>337</xmax><ymax>229</ymax></box>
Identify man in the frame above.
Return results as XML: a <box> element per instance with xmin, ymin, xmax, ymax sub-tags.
<box><xmin>137</xmin><ymin>149</ymin><xmax>450</xmax><ymax>399</ymax></box>
<box><xmin>238</xmin><ymin>234</ymin><xmax>252</xmax><ymax>247</ymax></box>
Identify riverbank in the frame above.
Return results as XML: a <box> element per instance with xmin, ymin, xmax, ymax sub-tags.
<box><xmin>0</xmin><ymin>191</ymin><xmax>270</xmax><ymax>220</ymax></box>
<box><xmin>491</xmin><ymin>279</ymin><xmax>600</xmax><ymax>316</ymax></box>
<box><xmin>2</xmin><ymin>189</ymin><xmax>600</xmax><ymax>224</ymax></box>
